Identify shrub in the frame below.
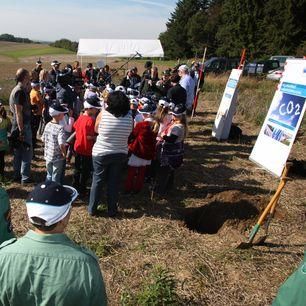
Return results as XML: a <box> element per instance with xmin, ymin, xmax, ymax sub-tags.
<box><xmin>121</xmin><ymin>267</ymin><xmax>180</xmax><ymax>305</ymax></box>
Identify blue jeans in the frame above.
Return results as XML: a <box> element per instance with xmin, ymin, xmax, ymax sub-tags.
<box><xmin>46</xmin><ymin>159</ymin><xmax>66</xmax><ymax>185</ymax></box>
<box><xmin>13</xmin><ymin>124</ymin><xmax>32</xmax><ymax>182</ymax></box>
<box><xmin>88</xmin><ymin>153</ymin><xmax>127</xmax><ymax>216</ymax></box>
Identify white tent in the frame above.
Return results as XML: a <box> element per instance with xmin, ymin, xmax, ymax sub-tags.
<box><xmin>77</xmin><ymin>39</ymin><xmax>164</xmax><ymax>58</ymax></box>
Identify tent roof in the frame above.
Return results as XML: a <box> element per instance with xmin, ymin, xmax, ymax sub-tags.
<box><xmin>77</xmin><ymin>39</ymin><xmax>164</xmax><ymax>58</ymax></box>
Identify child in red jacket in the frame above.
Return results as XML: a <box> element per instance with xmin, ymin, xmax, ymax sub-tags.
<box><xmin>73</xmin><ymin>96</ymin><xmax>101</xmax><ymax>195</ymax></box>
<box><xmin>125</xmin><ymin>103</ymin><xmax>158</xmax><ymax>193</ymax></box>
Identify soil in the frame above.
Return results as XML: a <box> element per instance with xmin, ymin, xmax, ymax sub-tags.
<box><xmin>184</xmin><ymin>190</ymin><xmax>269</xmax><ymax>234</ymax></box>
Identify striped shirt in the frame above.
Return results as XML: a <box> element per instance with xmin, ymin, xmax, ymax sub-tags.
<box><xmin>42</xmin><ymin>122</ymin><xmax>66</xmax><ymax>162</ymax></box>
<box><xmin>92</xmin><ymin>110</ymin><xmax>133</xmax><ymax>157</ymax></box>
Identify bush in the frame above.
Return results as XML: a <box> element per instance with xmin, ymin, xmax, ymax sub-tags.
<box><xmin>50</xmin><ymin>39</ymin><xmax>78</xmax><ymax>52</ymax></box>
<box><xmin>121</xmin><ymin>267</ymin><xmax>180</xmax><ymax>305</ymax></box>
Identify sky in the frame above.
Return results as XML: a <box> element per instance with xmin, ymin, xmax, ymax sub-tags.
<box><xmin>0</xmin><ymin>0</ymin><xmax>177</xmax><ymax>41</ymax></box>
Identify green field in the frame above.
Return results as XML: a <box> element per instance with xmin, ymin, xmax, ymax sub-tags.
<box><xmin>0</xmin><ymin>41</ymin><xmax>74</xmax><ymax>60</ymax></box>
<box><xmin>0</xmin><ymin>46</ymin><xmax>73</xmax><ymax>59</ymax></box>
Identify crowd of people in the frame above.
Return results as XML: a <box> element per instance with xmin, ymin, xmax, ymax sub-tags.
<box><xmin>0</xmin><ymin>58</ymin><xmax>204</xmax><ymax>305</ymax></box>
<box><xmin>0</xmin><ymin>59</ymin><xmax>304</xmax><ymax>306</ymax></box>
<box><xmin>1</xmin><ymin>59</ymin><xmax>204</xmax><ymax>217</ymax></box>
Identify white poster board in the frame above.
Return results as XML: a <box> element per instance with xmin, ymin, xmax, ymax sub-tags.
<box><xmin>250</xmin><ymin>59</ymin><xmax>306</xmax><ymax>177</ymax></box>
<box><xmin>212</xmin><ymin>69</ymin><xmax>242</xmax><ymax>140</ymax></box>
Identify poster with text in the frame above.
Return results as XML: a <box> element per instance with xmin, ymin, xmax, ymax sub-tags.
<box><xmin>250</xmin><ymin>59</ymin><xmax>306</xmax><ymax>177</ymax></box>
<box><xmin>212</xmin><ymin>69</ymin><xmax>242</xmax><ymax>140</ymax></box>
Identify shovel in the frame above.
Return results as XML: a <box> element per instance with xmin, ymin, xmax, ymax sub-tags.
<box><xmin>252</xmin><ymin>192</ymin><xmax>281</xmax><ymax>245</ymax></box>
<box><xmin>237</xmin><ymin>165</ymin><xmax>290</xmax><ymax>249</ymax></box>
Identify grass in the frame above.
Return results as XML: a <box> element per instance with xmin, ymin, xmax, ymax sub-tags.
<box><xmin>121</xmin><ymin>266</ymin><xmax>179</xmax><ymax>305</ymax></box>
<box><xmin>0</xmin><ymin>47</ymin><xmax>73</xmax><ymax>59</ymax></box>
<box><xmin>0</xmin><ymin>41</ymin><xmax>74</xmax><ymax>61</ymax></box>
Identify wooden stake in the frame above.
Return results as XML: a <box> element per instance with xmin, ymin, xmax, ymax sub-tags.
<box><xmin>191</xmin><ymin>47</ymin><xmax>207</xmax><ymax>120</ymax></box>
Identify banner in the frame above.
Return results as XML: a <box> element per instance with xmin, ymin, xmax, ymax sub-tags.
<box><xmin>250</xmin><ymin>59</ymin><xmax>306</xmax><ymax>177</ymax></box>
<box><xmin>212</xmin><ymin>69</ymin><xmax>242</xmax><ymax>140</ymax></box>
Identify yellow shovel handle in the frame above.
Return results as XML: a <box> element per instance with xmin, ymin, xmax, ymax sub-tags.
<box><xmin>257</xmin><ymin>166</ymin><xmax>290</xmax><ymax>225</ymax></box>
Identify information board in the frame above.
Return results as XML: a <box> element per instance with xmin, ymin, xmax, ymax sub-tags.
<box><xmin>250</xmin><ymin>59</ymin><xmax>306</xmax><ymax>177</ymax></box>
<box><xmin>212</xmin><ymin>69</ymin><xmax>242</xmax><ymax>140</ymax></box>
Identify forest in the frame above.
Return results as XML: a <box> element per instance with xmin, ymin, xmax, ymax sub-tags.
<box><xmin>159</xmin><ymin>0</ymin><xmax>306</xmax><ymax>59</ymax></box>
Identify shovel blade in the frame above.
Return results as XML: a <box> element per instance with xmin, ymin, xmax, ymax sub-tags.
<box><xmin>253</xmin><ymin>235</ymin><xmax>268</xmax><ymax>246</ymax></box>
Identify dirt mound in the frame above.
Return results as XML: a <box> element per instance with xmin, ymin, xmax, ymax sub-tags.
<box><xmin>184</xmin><ymin>191</ymin><xmax>268</xmax><ymax>234</ymax></box>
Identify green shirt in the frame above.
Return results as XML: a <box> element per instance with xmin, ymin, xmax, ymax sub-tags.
<box><xmin>272</xmin><ymin>250</ymin><xmax>306</xmax><ymax>306</ymax></box>
<box><xmin>0</xmin><ymin>188</ymin><xmax>14</xmax><ymax>244</ymax></box>
<box><xmin>0</xmin><ymin>230</ymin><xmax>107</xmax><ymax>306</ymax></box>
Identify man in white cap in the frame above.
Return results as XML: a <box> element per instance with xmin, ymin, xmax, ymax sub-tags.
<box><xmin>178</xmin><ymin>65</ymin><xmax>195</xmax><ymax>113</ymax></box>
<box><xmin>31</xmin><ymin>59</ymin><xmax>43</xmax><ymax>83</ymax></box>
<box><xmin>0</xmin><ymin>181</ymin><xmax>107</xmax><ymax>306</ymax></box>
<box><xmin>49</xmin><ymin>60</ymin><xmax>61</xmax><ymax>86</ymax></box>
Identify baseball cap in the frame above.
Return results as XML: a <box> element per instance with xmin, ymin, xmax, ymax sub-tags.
<box><xmin>139</xmin><ymin>97</ymin><xmax>150</xmax><ymax>105</ymax></box>
<box><xmin>158</xmin><ymin>98</ymin><xmax>170</xmax><ymax>108</ymax></box>
<box><xmin>49</xmin><ymin>101</ymin><xmax>68</xmax><ymax>117</ymax></box>
<box><xmin>115</xmin><ymin>85</ymin><xmax>126</xmax><ymax>93</ymax></box>
<box><xmin>26</xmin><ymin>181</ymin><xmax>78</xmax><ymax>226</ymax></box>
<box><xmin>139</xmin><ymin>102</ymin><xmax>156</xmax><ymax>114</ymax></box>
<box><xmin>84</xmin><ymin>96</ymin><xmax>102</xmax><ymax>109</ymax></box>
<box><xmin>51</xmin><ymin>60</ymin><xmax>61</xmax><ymax>66</ymax></box>
<box><xmin>169</xmin><ymin>104</ymin><xmax>186</xmax><ymax>116</ymax></box>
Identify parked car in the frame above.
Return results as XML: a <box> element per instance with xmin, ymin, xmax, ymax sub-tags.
<box><xmin>203</xmin><ymin>57</ymin><xmax>240</xmax><ymax>74</ymax></box>
<box><xmin>243</xmin><ymin>60</ymin><xmax>280</xmax><ymax>76</ymax></box>
<box><xmin>269</xmin><ymin>55</ymin><xmax>295</xmax><ymax>67</ymax></box>
<box><xmin>266</xmin><ymin>67</ymin><xmax>284</xmax><ymax>81</ymax></box>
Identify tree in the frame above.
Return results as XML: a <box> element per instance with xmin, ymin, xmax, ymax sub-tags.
<box><xmin>159</xmin><ymin>0</ymin><xmax>306</xmax><ymax>59</ymax></box>
<box><xmin>216</xmin><ymin>0</ymin><xmax>265</xmax><ymax>58</ymax></box>
<box><xmin>260</xmin><ymin>0</ymin><xmax>306</xmax><ymax>55</ymax></box>
<box><xmin>187</xmin><ymin>1</ymin><xmax>223</xmax><ymax>57</ymax></box>
<box><xmin>0</xmin><ymin>33</ymin><xmax>34</xmax><ymax>43</ymax></box>
<box><xmin>50</xmin><ymin>39</ymin><xmax>78</xmax><ymax>52</ymax></box>
<box><xmin>159</xmin><ymin>0</ymin><xmax>210</xmax><ymax>58</ymax></box>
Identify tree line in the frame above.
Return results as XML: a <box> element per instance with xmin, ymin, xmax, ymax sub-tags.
<box><xmin>0</xmin><ymin>33</ymin><xmax>34</xmax><ymax>44</ymax></box>
<box><xmin>49</xmin><ymin>39</ymin><xmax>78</xmax><ymax>52</ymax></box>
<box><xmin>159</xmin><ymin>0</ymin><xmax>306</xmax><ymax>59</ymax></box>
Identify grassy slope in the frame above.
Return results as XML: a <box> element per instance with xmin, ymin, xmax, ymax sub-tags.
<box><xmin>0</xmin><ymin>41</ymin><xmax>73</xmax><ymax>59</ymax></box>
<box><xmin>0</xmin><ymin>47</ymin><xmax>73</xmax><ymax>59</ymax></box>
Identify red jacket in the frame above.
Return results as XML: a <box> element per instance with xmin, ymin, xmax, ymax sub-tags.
<box><xmin>129</xmin><ymin>121</ymin><xmax>157</xmax><ymax>160</ymax></box>
<box><xmin>73</xmin><ymin>114</ymin><xmax>96</xmax><ymax>156</ymax></box>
